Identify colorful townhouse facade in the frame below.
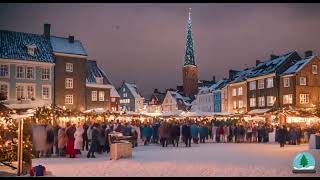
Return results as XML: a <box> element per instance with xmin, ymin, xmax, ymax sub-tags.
<box><xmin>118</xmin><ymin>82</ymin><xmax>144</xmax><ymax>112</ymax></box>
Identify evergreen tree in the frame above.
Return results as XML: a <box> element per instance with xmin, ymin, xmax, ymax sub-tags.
<box><xmin>300</xmin><ymin>154</ymin><xmax>308</xmax><ymax>167</ymax></box>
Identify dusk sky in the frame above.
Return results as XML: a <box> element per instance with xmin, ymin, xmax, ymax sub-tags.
<box><xmin>1</xmin><ymin>3</ymin><xmax>320</xmax><ymax>97</ymax></box>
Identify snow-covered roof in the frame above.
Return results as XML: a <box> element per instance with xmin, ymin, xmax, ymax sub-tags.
<box><xmin>86</xmin><ymin>60</ymin><xmax>112</xmax><ymax>85</ymax></box>
<box><xmin>230</xmin><ymin>67</ymin><xmax>255</xmax><ymax>83</ymax></box>
<box><xmin>282</xmin><ymin>56</ymin><xmax>315</xmax><ymax>75</ymax></box>
<box><xmin>169</xmin><ymin>91</ymin><xmax>192</xmax><ymax>107</ymax></box>
<box><xmin>0</xmin><ymin>30</ymin><xmax>54</xmax><ymax>63</ymax></box>
<box><xmin>125</xmin><ymin>82</ymin><xmax>143</xmax><ymax>99</ymax></box>
<box><xmin>50</xmin><ymin>36</ymin><xmax>87</xmax><ymax>56</ymax></box>
<box><xmin>248</xmin><ymin>108</ymin><xmax>271</xmax><ymax>115</ymax></box>
<box><xmin>210</xmin><ymin>79</ymin><xmax>229</xmax><ymax>91</ymax></box>
<box><xmin>110</xmin><ymin>86</ymin><xmax>120</xmax><ymax>98</ymax></box>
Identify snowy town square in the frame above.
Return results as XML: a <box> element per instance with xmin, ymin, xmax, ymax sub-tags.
<box><xmin>1</xmin><ymin>3</ymin><xmax>320</xmax><ymax>177</ymax></box>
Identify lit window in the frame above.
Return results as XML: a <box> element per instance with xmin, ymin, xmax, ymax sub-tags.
<box><xmin>0</xmin><ymin>83</ymin><xmax>9</xmax><ymax>100</ymax></box>
<box><xmin>312</xmin><ymin>65</ymin><xmax>318</xmax><ymax>74</ymax></box>
<box><xmin>258</xmin><ymin>79</ymin><xmax>264</xmax><ymax>89</ymax></box>
<box><xmin>96</xmin><ymin>77</ymin><xmax>103</xmax><ymax>84</ymax></box>
<box><xmin>26</xmin><ymin>66</ymin><xmax>34</xmax><ymax>79</ymax></box>
<box><xmin>300</xmin><ymin>94</ymin><xmax>309</xmax><ymax>104</ymax></box>
<box><xmin>258</xmin><ymin>96</ymin><xmax>265</xmax><ymax>107</ymax></box>
<box><xmin>267</xmin><ymin>96</ymin><xmax>276</xmax><ymax>106</ymax></box>
<box><xmin>249</xmin><ymin>81</ymin><xmax>256</xmax><ymax>90</ymax></box>
<box><xmin>65</xmin><ymin>78</ymin><xmax>73</xmax><ymax>89</ymax></box>
<box><xmin>123</xmin><ymin>88</ymin><xmax>125</xmax><ymax>92</ymax></box>
<box><xmin>27</xmin><ymin>45</ymin><xmax>36</xmax><ymax>56</ymax></box>
<box><xmin>27</xmin><ymin>85</ymin><xmax>35</xmax><ymax>99</ymax></box>
<box><xmin>42</xmin><ymin>86</ymin><xmax>50</xmax><ymax>100</ymax></box>
<box><xmin>41</xmin><ymin>67</ymin><xmax>50</xmax><ymax>80</ymax></box>
<box><xmin>266</xmin><ymin>78</ymin><xmax>273</xmax><ymax>88</ymax></box>
<box><xmin>284</xmin><ymin>78</ymin><xmax>290</xmax><ymax>87</ymax></box>
<box><xmin>238</xmin><ymin>87</ymin><xmax>243</xmax><ymax>96</ymax></box>
<box><xmin>232</xmin><ymin>88</ymin><xmax>237</xmax><ymax>96</ymax></box>
<box><xmin>250</xmin><ymin>98</ymin><xmax>256</xmax><ymax>107</ymax></box>
<box><xmin>238</xmin><ymin>100</ymin><xmax>244</xmax><ymax>108</ymax></box>
<box><xmin>16</xmin><ymin>65</ymin><xmax>25</xmax><ymax>79</ymax></box>
<box><xmin>16</xmin><ymin>85</ymin><xmax>24</xmax><ymax>100</ymax></box>
<box><xmin>65</xmin><ymin>95</ymin><xmax>73</xmax><ymax>104</ymax></box>
<box><xmin>111</xmin><ymin>98</ymin><xmax>116</xmax><ymax>102</ymax></box>
<box><xmin>283</xmin><ymin>94</ymin><xmax>293</xmax><ymax>104</ymax></box>
<box><xmin>300</xmin><ymin>77</ymin><xmax>306</xmax><ymax>86</ymax></box>
<box><xmin>0</xmin><ymin>64</ymin><xmax>9</xmax><ymax>78</ymax></box>
<box><xmin>66</xmin><ymin>63</ymin><xmax>73</xmax><ymax>72</ymax></box>
<box><xmin>99</xmin><ymin>91</ymin><xmax>105</xmax><ymax>101</ymax></box>
<box><xmin>233</xmin><ymin>101</ymin><xmax>237</xmax><ymax>109</ymax></box>
<box><xmin>92</xmin><ymin>91</ymin><xmax>97</xmax><ymax>101</ymax></box>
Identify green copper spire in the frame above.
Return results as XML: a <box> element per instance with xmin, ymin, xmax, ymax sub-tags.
<box><xmin>184</xmin><ymin>8</ymin><xmax>196</xmax><ymax>66</ymax></box>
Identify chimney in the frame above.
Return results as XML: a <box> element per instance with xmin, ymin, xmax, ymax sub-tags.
<box><xmin>68</xmin><ymin>35</ymin><xmax>74</xmax><ymax>43</ymax></box>
<box><xmin>228</xmin><ymin>69</ymin><xmax>239</xmax><ymax>81</ymax></box>
<box><xmin>212</xmin><ymin>75</ymin><xmax>216</xmax><ymax>84</ymax></box>
<box><xmin>43</xmin><ymin>23</ymin><xmax>51</xmax><ymax>39</ymax></box>
<box><xmin>270</xmin><ymin>54</ymin><xmax>279</xmax><ymax>60</ymax></box>
<box><xmin>256</xmin><ymin>60</ymin><xmax>261</xmax><ymax>66</ymax></box>
<box><xmin>305</xmin><ymin>50</ymin><xmax>313</xmax><ymax>58</ymax></box>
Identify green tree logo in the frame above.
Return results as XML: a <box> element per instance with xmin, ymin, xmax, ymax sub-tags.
<box><xmin>300</xmin><ymin>154</ymin><xmax>309</xmax><ymax>167</ymax></box>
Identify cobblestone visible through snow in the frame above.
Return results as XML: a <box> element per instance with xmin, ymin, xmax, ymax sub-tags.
<box><xmin>32</xmin><ymin>143</ymin><xmax>320</xmax><ymax>177</ymax></box>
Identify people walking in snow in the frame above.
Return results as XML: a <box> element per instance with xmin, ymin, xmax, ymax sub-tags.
<box><xmin>87</xmin><ymin>123</ymin><xmax>99</xmax><ymax>158</ymax></box>
<box><xmin>74</xmin><ymin>122</ymin><xmax>84</xmax><ymax>155</ymax></box>
<box><xmin>182</xmin><ymin>122</ymin><xmax>192</xmax><ymax>147</ymax></box>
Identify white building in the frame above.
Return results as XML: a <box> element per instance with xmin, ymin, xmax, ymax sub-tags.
<box><xmin>162</xmin><ymin>91</ymin><xmax>191</xmax><ymax>112</ymax></box>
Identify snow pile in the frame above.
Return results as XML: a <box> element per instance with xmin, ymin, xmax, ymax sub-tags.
<box><xmin>32</xmin><ymin>143</ymin><xmax>319</xmax><ymax>177</ymax></box>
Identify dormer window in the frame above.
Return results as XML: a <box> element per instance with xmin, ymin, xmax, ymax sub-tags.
<box><xmin>26</xmin><ymin>44</ymin><xmax>37</xmax><ymax>56</ymax></box>
<box><xmin>95</xmin><ymin>77</ymin><xmax>103</xmax><ymax>84</ymax></box>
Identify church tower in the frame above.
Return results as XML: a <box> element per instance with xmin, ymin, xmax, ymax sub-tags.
<box><xmin>183</xmin><ymin>8</ymin><xmax>198</xmax><ymax>98</ymax></box>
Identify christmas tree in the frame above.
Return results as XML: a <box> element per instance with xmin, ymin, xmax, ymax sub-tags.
<box><xmin>300</xmin><ymin>154</ymin><xmax>308</xmax><ymax>167</ymax></box>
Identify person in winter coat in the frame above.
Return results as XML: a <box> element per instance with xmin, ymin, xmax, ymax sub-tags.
<box><xmin>199</xmin><ymin>124</ymin><xmax>207</xmax><ymax>143</ymax></box>
<box><xmin>74</xmin><ymin>123</ymin><xmax>84</xmax><ymax>155</ymax></box>
<box><xmin>229</xmin><ymin>125</ymin><xmax>234</xmax><ymax>142</ymax></box>
<box><xmin>57</xmin><ymin>128</ymin><xmax>66</xmax><ymax>157</ymax></box>
<box><xmin>289</xmin><ymin>128</ymin><xmax>297</xmax><ymax>145</ymax></box>
<box><xmin>173</xmin><ymin>123</ymin><xmax>181</xmax><ymax>147</ymax></box>
<box><xmin>97</xmin><ymin>125</ymin><xmax>106</xmax><ymax>153</ymax></box>
<box><xmin>123</xmin><ymin>123</ymin><xmax>132</xmax><ymax>136</ymax></box>
<box><xmin>152</xmin><ymin>122</ymin><xmax>160</xmax><ymax>144</ymax></box>
<box><xmin>45</xmin><ymin>125</ymin><xmax>54</xmax><ymax>157</ymax></box>
<box><xmin>158</xmin><ymin>123</ymin><xmax>169</xmax><ymax>147</ymax></box>
<box><xmin>219</xmin><ymin>126</ymin><xmax>225</xmax><ymax>143</ymax></box>
<box><xmin>66</xmin><ymin>124</ymin><xmax>76</xmax><ymax>158</ymax></box>
<box><xmin>246</xmin><ymin>126</ymin><xmax>253</xmax><ymax>143</ymax></box>
<box><xmin>142</xmin><ymin>124</ymin><xmax>152</xmax><ymax>145</ymax></box>
<box><xmin>87</xmin><ymin>124</ymin><xmax>93</xmax><ymax>148</ymax></box>
<box><xmin>223</xmin><ymin>125</ymin><xmax>229</xmax><ymax>143</ymax></box>
<box><xmin>190</xmin><ymin>123</ymin><xmax>199</xmax><ymax>143</ymax></box>
<box><xmin>87</xmin><ymin>124</ymin><xmax>99</xmax><ymax>158</ymax></box>
<box><xmin>212</xmin><ymin>124</ymin><xmax>218</xmax><ymax>143</ymax></box>
<box><xmin>182</xmin><ymin>122</ymin><xmax>192</xmax><ymax>147</ymax></box>
<box><xmin>53</xmin><ymin>125</ymin><xmax>60</xmax><ymax>156</ymax></box>
<box><xmin>82</xmin><ymin>123</ymin><xmax>89</xmax><ymax>151</ymax></box>
<box><xmin>278</xmin><ymin>125</ymin><xmax>287</xmax><ymax>147</ymax></box>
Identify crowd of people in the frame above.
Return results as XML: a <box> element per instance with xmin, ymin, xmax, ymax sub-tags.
<box><xmin>30</xmin><ymin>117</ymin><xmax>320</xmax><ymax>159</ymax></box>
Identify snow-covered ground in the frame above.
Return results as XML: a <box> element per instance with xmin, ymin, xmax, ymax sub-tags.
<box><xmin>33</xmin><ymin>143</ymin><xmax>320</xmax><ymax>177</ymax></box>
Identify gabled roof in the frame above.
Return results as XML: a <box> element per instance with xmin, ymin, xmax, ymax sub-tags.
<box><xmin>0</xmin><ymin>30</ymin><xmax>54</xmax><ymax>63</ymax></box>
<box><xmin>282</xmin><ymin>56</ymin><xmax>315</xmax><ymax>75</ymax></box>
<box><xmin>210</xmin><ymin>79</ymin><xmax>229</xmax><ymax>91</ymax></box>
<box><xmin>50</xmin><ymin>36</ymin><xmax>87</xmax><ymax>56</ymax></box>
<box><xmin>229</xmin><ymin>67</ymin><xmax>255</xmax><ymax>84</ymax></box>
<box><xmin>151</xmin><ymin>92</ymin><xmax>166</xmax><ymax>104</ymax></box>
<box><xmin>124</xmin><ymin>82</ymin><xmax>143</xmax><ymax>99</ymax></box>
<box><xmin>168</xmin><ymin>91</ymin><xmax>192</xmax><ymax>107</ymax></box>
<box><xmin>110</xmin><ymin>86</ymin><xmax>120</xmax><ymax>98</ymax></box>
<box><xmin>86</xmin><ymin>60</ymin><xmax>112</xmax><ymax>85</ymax></box>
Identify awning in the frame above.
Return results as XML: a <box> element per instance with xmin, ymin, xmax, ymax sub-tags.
<box><xmin>248</xmin><ymin>108</ymin><xmax>271</xmax><ymax>115</ymax></box>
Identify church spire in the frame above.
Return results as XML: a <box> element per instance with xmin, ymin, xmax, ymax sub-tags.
<box><xmin>184</xmin><ymin>8</ymin><xmax>196</xmax><ymax>66</ymax></box>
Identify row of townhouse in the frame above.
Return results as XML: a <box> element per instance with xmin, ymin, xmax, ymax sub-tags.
<box><xmin>196</xmin><ymin>50</ymin><xmax>320</xmax><ymax>114</ymax></box>
<box><xmin>0</xmin><ymin>24</ymin><xmax>120</xmax><ymax>112</ymax></box>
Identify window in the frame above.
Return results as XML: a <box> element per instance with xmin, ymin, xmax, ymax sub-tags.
<box><xmin>66</xmin><ymin>63</ymin><xmax>73</xmax><ymax>72</ymax></box>
<box><xmin>27</xmin><ymin>45</ymin><xmax>36</xmax><ymax>56</ymax></box>
<box><xmin>123</xmin><ymin>93</ymin><xmax>127</xmax><ymax>98</ymax></box>
<box><xmin>283</xmin><ymin>94</ymin><xmax>293</xmax><ymax>104</ymax></box>
<box><xmin>250</xmin><ymin>98</ymin><xmax>256</xmax><ymax>107</ymax></box>
<box><xmin>300</xmin><ymin>94</ymin><xmax>309</xmax><ymax>104</ymax></box>
<box><xmin>0</xmin><ymin>83</ymin><xmax>9</xmax><ymax>100</ymax></box>
<box><xmin>120</xmin><ymin>99</ymin><xmax>130</xmax><ymax>104</ymax></box>
<box><xmin>16</xmin><ymin>65</ymin><xmax>25</xmax><ymax>79</ymax></box>
<box><xmin>92</xmin><ymin>91</ymin><xmax>97</xmax><ymax>101</ymax></box>
<box><xmin>111</xmin><ymin>98</ymin><xmax>116</xmax><ymax>102</ymax></box>
<box><xmin>267</xmin><ymin>96</ymin><xmax>276</xmax><ymax>106</ymax></box>
<box><xmin>42</xmin><ymin>86</ymin><xmax>50</xmax><ymax>100</ymax></box>
<box><xmin>284</xmin><ymin>78</ymin><xmax>290</xmax><ymax>87</ymax></box>
<box><xmin>238</xmin><ymin>87</ymin><xmax>243</xmax><ymax>96</ymax></box>
<box><xmin>233</xmin><ymin>101</ymin><xmax>237</xmax><ymax>109</ymax></box>
<box><xmin>0</xmin><ymin>64</ymin><xmax>9</xmax><ymax>78</ymax></box>
<box><xmin>123</xmin><ymin>88</ymin><xmax>126</xmax><ymax>92</ymax></box>
<box><xmin>258</xmin><ymin>96</ymin><xmax>265</xmax><ymax>107</ymax></box>
<box><xmin>238</xmin><ymin>100</ymin><xmax>244</xmax><ymax>108</ymax></box>
<box><xmin>312</xmin><ymin>65</ymin><xmax>318</xmax><ymax>74</ymax></box>
<box><xmin>99</xmin><ymin>91</ymin><xmax>105</xmax><ymax>101</ymax></box>
<box><xmin>266</xmin><ymin>78</ymin><xmax>273</xmax><ymax>88</ymax></box>
<box><xmin>96</xmin><ymin>77</ymin><xmax>103</xmax><ymax>84</ymax></box>
<box><xmin>65</xmin><ymin>95</ymin><xmax>73</xmax><ymax>104</ymax></box>
<box><xmin>249</xmin><ymin>81</ymin><xmax>256</xmax><ymax>90</ymax></box>
<box><xmin>26</xmin><ymin>66</ymin><xmax>34</xmax><ymax>79</ymax></box>
<box><xmin>16</xmin><ymin>85</ymin><xmax>24</xmax><ymax>100</ymax></box>
<box><xmin>41</xmin><ymin>67</ymin><xmax>50</xmax><ymax>80</ymax></box>
<box><xmin>65</xmin><ymin>78</ymin><xmax>73</xmax><ymax>89</ymax></box>
<box><xmin>300</xmin><ymin>77</ymin><xmax>306</xmax><ymax>86</ymax></box>
<box><xmin>232</xmin><ymin>88</ymin><xmax>237</xmax><ymax>96</ymax></box>
<box><xmin>27</xmin><ymin>85</ymin><xmax>35</xmax><ymax>99</ymax></box>
<box><xmin>258</xmin><ymin>79</ymin><xmax>264</xmax><ymax>89</ymax></box>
